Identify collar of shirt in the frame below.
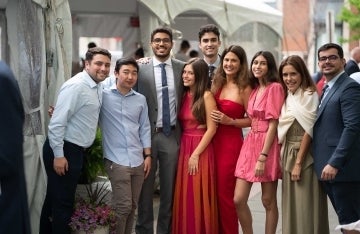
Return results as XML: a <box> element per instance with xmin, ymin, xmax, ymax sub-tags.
<box><xmin>206</xmin><ymin>54</ymin><xmax>221</xmax><ymax>68</ymax></box>
<box><xmin>109</xmin><ymin>83</ymin><xmax>136</xmax><ymax>97</ymax></box>
<box><xmin>326</xmin><ymin>71</ymin><xmax>345</xmax><ymax>90</ymax></box>
<box><xmin>152</xmin><ymin>56</ymin><xmax>172</xmax><ymax>68</ymax></box>
<box><xmin>83</xmin><ymin>70</ymin><xmax>102</xmax><ymax>89</ymax></box>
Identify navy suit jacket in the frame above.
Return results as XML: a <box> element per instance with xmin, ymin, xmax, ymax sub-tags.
<box><xmin>345</xmin><ymin>59</ymin><xmax>360</xmax><ymax>75</ymax></box>
<box><xmin>313</xmin><ymin>72</ymin><xmax>360</xmax><ymax>181</ymax></box>
<box><xmin>0</xmin><ymin>61</ymin><xmax>31</xmax><ymax>233</ymax></box>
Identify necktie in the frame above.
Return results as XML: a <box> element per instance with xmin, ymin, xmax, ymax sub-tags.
<box><xmin>320</xmin><ymin>84</ymin><xmax>329</xmax><ymax>101</ymax></box>
<box><xmin>209</xmin><ymin>65</ymin><xmax>216</xmax><ymax>79</ymax></box>
<box><xmin>208</xmin><ymin>65</ymin><xmax>216</xmax><ymax>88</ymax></box>
<box><xmin>160</xmin><ymin>63</ymin><xmax>171</xmax><ymax>136</ymax></box>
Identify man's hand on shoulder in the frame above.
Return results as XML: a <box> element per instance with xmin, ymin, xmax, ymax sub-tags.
<box><xmin>137</xmin><ymin>57</ymin><xmax>151</xmax><ymax>64</ymax></box>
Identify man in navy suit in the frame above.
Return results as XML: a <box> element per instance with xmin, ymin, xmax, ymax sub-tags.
<box><xmin>0</xmin><ymin>61</ymin><xmax>31</xmax><ymax>234</ymax></box>
<box><xmin>313</xmin><ymin>43</ymin><xmax>360</xmax><ymax>233</ymax></box>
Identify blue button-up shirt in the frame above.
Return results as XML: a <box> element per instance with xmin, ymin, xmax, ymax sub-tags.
<box><xmin>99</xmin><ymin>85</ymin><xmax>151</xmax><ymax>167</ymax></box>
<box><xmin>48</xmin><ymin>71</ymin><xmax>102</xmax><ymax>157</ymax></box>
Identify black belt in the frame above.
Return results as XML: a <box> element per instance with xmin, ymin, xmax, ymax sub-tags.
<box><xmin>154</xmin><ymin>125</ymin><xmax>176</xmax><ymax>133</ymax></box>
<box><xmin>64</xmin><ymin>140</ymin><xmax>87</xmax><ymax>152</ymax></box>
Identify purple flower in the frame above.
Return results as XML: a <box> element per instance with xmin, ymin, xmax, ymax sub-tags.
<box><xmin>69</xmin><ymin>197</ymin><xmax>116</xmax><ymax>234</ymax></box>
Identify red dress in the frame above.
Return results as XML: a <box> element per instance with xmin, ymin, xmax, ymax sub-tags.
<box><xmin>235</xmin><ymin>82</ymin><xmax>285</xmax><ymax>182</ymax></box>
<box><xmin>213</xmin><ymin>89</ymin><xmax>245</xmax><ymax>234</ymax></box>
<box><xmin>172</xmin><ymin>92</ymin><xmax>218</xmax><ymax>234</ymax></box>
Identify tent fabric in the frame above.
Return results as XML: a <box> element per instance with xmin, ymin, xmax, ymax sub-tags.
<box><xmin>139</xmin><ymin>0</ymin><xmax>282</xmax><ymax>37</ymax></box>
<box><xmin>6</xmin><ymin>0</ymin><xmax>72</xmax><ymax>233</ymax></box>
<box><xmin>71</xmin><ymin>14</ymin><xmax>138</xmax><ymax>58</ymax></box>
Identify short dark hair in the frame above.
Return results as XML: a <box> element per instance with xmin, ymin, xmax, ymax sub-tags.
<box><xmin>150</xmin><ymin>27</ymin><xmax>173</xmax><ymax>42</ymax></box>
<box><xmin>114</xmin><ymin>57</ymin><xmax>139</xmax><ymax>73</ymax></box>
<box><xmin>189</xmin><ymin>50</ymin><xmax>199</xmax><ymax>58</ymax></box>
<box><xmin>87</xmin><ymin>42</ymin><xmax>97</xmax><ymax>49</ymax></box>
<box><xmin>135</xmin><ymin>47</ymin><xmax>144</xmax><ymax>58</ymax></box>
<box><xmin>198</xmin><ymin>24</ymin><xmax>220</xmax><ymax>41</ymax></box>
<box><xmin>317</xmin><ymin>43</ymin><xmax>344</xmax><ymax>59</ymax></box>
<box><xmin>85</xmin><ymin>47</ymin><xmax>111</xmax><ymax>62</ymax></box>
<box><xmin>180</xmin><ymin>40</ymin><xmax>190</xmax><ymax>49</ymax></box>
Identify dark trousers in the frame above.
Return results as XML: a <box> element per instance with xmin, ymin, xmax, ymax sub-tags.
<box><xmin>39</xmin><ymin>138</ymin><xmax>84</xmax><ymax>234</ymax></box>
<box><xmin>322</xmin><ymin>181</ymin><xmax>360</xmax><ymax>224</ymax></box>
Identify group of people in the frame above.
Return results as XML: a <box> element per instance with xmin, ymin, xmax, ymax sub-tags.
<box><xmin>36</xmin><ymin>22</ymin><xmax>360</xmax><ymax>234</ymax></box>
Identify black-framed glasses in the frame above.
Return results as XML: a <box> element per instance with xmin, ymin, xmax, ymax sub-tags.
<box><xmin>152</xmin><ymin>38</ymin><xmax>171</xmax><ymax>44</ymax></box>
<box><xmin>319</xmin><ymin>55</ymin><xmax>339</xmax><ymax>62</ymax></box>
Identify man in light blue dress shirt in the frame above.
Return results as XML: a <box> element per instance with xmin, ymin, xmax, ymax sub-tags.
<box><xmin>40</xmin><ymin>47</ymin><xmax>112</xmax><ymax>234</ymax></box>
<box><xmin>99</xmin><ymin>57</ymin><xmax>151</xmax><ymax>234</ymax></box>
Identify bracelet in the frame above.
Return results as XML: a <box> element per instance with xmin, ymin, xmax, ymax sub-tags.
<box><xmin>143</xmin><ymin>154</ymin><xmax>152</xmax><ymax>159</ymax></box>
<box><xmin>257</xmin><ymin>159</ymin><xmax>266</xmax><ymax>163</ymax></box>
<box><xmin>260</xmin><ymin>152</ymin><xmax>268</xmax><ymax>157</ymax></box>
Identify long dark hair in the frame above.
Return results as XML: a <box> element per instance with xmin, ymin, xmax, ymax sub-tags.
<box><xmin>211</xmin><ymin>45</ymin><xmax>253</xmax><ymax>94</ymax></box>
<box><xmin>183</xmin><ymin>58</ymin><xmax>209</xmax><ymax>124</ymax></box>
<box><xmin>249</xmin><ymin>51</ymin><xmax>279</xmax><ymax>87</ymax></box>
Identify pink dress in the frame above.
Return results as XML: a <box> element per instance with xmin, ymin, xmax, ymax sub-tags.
<box><xmin>213</xmin><ymin>89</ymin><xmax>245</xmax><ymax>234</ymax></box>
<box><xmin>235</xmin><ymin>82</ymin><xmax>285</xmax><ymax>182</ymax></box>
<box><xmin>172</xmin><ymin>92</ymin><xmax>218</xmax><ymax>234</ymax></box>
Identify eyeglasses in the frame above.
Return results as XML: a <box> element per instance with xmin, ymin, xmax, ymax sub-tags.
<box><xmin>318</xmin><ymin>55</ymin><xmax>339</xmax><ymax>62</ymax></box>
<box><xmin>152</xmin><ymin>38</ymin><xmax>171</xmax><ymax>44</ymax></box>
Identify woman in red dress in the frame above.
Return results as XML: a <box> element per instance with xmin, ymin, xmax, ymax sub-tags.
<box><xmin>172</xmin><ymin>58</ymin><xmax>218</xmax><ymax>234</ymax></box>
<box><xmin>210</xmin><ymin>45</ymin><xmax>253</xmax><ymax>234</ymax></box>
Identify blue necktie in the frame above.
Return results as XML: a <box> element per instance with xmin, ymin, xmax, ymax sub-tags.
<box><xmin>160</xmin><ymin>63</ymin><xmax>171</xmax><ymax>136</ymax></box>
<box><xmin>320</xmin><ymin>84</ymin><xmax>329</xmax><ymax>101</ymax></box>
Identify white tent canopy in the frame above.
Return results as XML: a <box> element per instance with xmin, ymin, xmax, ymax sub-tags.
<box><xmin>140</xmin><ymin>0</ymin><xmax>282</xmax><ymax>37</ymax></box>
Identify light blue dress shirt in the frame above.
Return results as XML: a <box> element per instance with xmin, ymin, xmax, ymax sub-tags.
<box><xmin>48</xmin><ymin>71</ymin><xmax>102</xmax><ymax>157</ymax></box>
<box><xmin>99</xmin><ymin>85</ymin><xmax>151</xmax><ymax>167</ymax></box>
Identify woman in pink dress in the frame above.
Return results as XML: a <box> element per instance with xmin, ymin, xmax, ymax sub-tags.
<box><xmin>172</xmin><ymin>58</ymin><xmax>218</xmax><ymax>234</ymax></box>
<box><xmin>234</xmin><ymin>51</ymin><xmax>285</xmax><ymax>234</ymax></box>
<box><xmin>210</xmin><ymin>45</ymin><xmax>253</xmax><ymax>234</ymax></box>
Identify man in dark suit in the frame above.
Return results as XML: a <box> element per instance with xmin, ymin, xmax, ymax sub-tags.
<box><xmin>313</xmin><ymin>43</ymin><xmax>360</xmax><ymax>234</ymax></box>
<box><xmin>135</xmin><ymin>27</ymin><xmax>184</xmax><ymax>234</ymax></box>
<box><xmin>0</xmin><ymin>61</ymin><xmax>31</xmax><ymax>234</ymax></box>
<box><xmin>198</xmin><ymin>24</ymin><xmax>222</xmax><ymax>87</ymax></box>
<box><xmin>345</xmin><ymin>46</ymin><xmax>360</xmax><ymax>75</ymax></box>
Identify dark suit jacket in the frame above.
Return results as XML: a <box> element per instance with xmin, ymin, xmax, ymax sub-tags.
<box><xmin>345</xmin><ymin>59</ymin><xmax>360</xmax><ymax>75</ymax></box>
<box><xmin>136</xmin><ymin>58</ymin><xmax>185</xmax><ymax>140</ymax></box>
<box><xmin>0</xmin><ymin>61</ymin><xmax>31</xmax><ymax>233</ymax></box>
<box><xmin>313</xmin><ymin>72</ymin><xmax>360</xmax><ymax>181</ymax></box>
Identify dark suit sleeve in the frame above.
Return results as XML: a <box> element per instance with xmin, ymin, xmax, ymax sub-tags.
<box><xmin>328</xmin><ymin>81</ymin><xmax>360</xmax><ymax>168</ymax></box>
<box><xmin>0</xmin><ymin>63</ymin><xmax>24</xmax><ymax>178</ymax></box>
<box><xmin>345</xmin><ymin>61</ymin><xmax>360</xmax><ymax>75</ymax></box>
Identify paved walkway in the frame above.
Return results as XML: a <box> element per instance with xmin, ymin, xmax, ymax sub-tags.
<box><xmin>146</xmin><ymin>180</ymin><xmax>340</xmax><ymax>234</ymax></box>
<box><xmin>249</xmin><ymin>181</ymin><xmax>339</xmax><ymax>234</ymax></box>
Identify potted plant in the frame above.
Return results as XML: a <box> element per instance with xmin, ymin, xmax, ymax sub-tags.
<box><xmin>78</xmin><ymin>128</ymin><xmax>106</xmax><ymax>184</ymax></box>
<box><xmin>70</xmin><ymin>182</ymin><xmax>116</xmax><ymax>234</ymax></box>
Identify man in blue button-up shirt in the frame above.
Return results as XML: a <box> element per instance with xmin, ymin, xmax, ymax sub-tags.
<box><xmin>100</xmin><ymin>57</ymin><xmax>151</xmax><ymax>234</ymax></box>
<box><xmin>40</xmin><ymin>47</ymin><xmax>112</xmax><ymax>234</ymax></box>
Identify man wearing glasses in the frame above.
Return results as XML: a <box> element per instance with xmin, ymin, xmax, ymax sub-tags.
<box><xmin>313</xmin><ymin>43</ymin><xmax>360</xmax><ymax>234</ymax></box>
<box><xmin>135</xmin><ymin>27</ymin><xmax>184</xmax><ymax>234</ymax></box>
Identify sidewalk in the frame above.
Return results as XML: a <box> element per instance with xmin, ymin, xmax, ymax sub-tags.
<box><xmin>148</xmin><ymin>180</ymin><xmax>340</xmax><ymax>234</ymax></box>
<box><xmin>249</xmin><ymin>181</ymin><xmax>339</xmax><ymax>234</ymax></box>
